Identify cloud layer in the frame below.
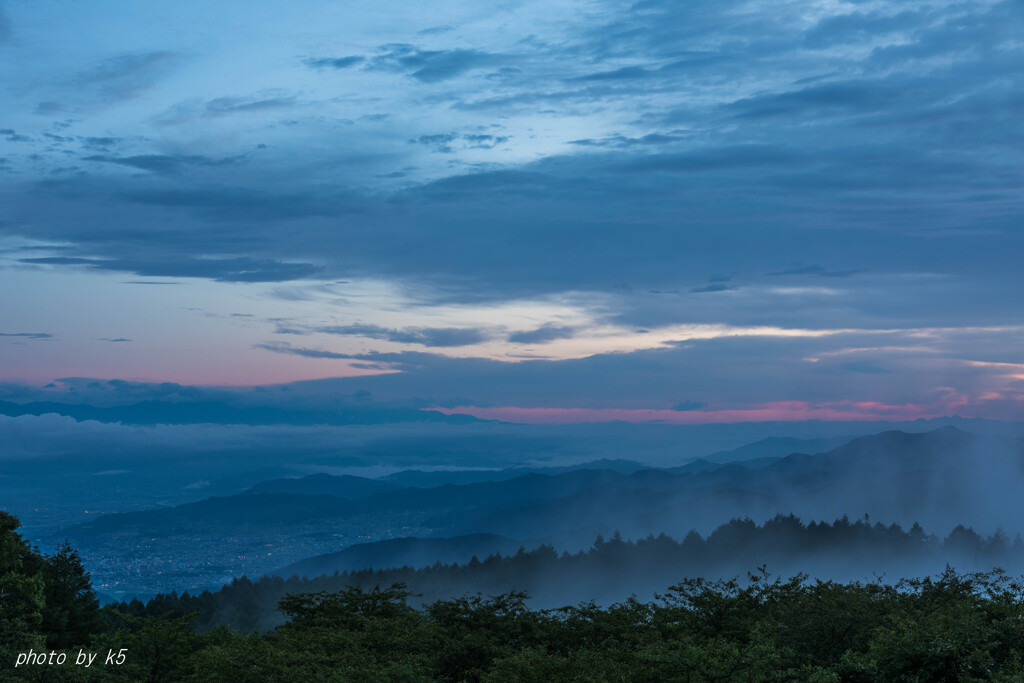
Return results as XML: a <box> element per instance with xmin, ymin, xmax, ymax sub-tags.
<box><xmin>0</xmin><ymin>0</ymin><xmax>1021</xmax><ymax>418</ymax></box>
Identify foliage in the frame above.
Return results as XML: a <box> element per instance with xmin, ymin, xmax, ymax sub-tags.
<box><xmin>1</xmin><ymin>512</ymin><xmax>47</xmax><ymax>675</ymax></box>
<box><xmin>6</xmin><ymin>510</ymin><xmax>1024</xmax><ymax>680</ymax></box>
<box><xmin>119</xmin><ymin>514</ymin><xmax>1024</xmax><ymax>635</ymax></box>
<box><xmin>41</xmin><ymin>541</ymin><xmax>104</xmax><ymax>651</ymax></box>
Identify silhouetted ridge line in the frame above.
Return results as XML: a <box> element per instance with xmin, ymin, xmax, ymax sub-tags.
<box><xmin>121</xmin><ymin>514</ymin><xmax>1024</xmax><ymax>634</ymax></box>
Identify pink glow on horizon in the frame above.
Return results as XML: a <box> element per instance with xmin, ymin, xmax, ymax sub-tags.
<box><xmin>432</xmin><ymin>400</ymin><xmax>954</xmax><ymax>424</ymax></box>
<box><xmin>1</xmin><ymin>352</ymin><xmax>400</xmax><ymax>388</ymax></box>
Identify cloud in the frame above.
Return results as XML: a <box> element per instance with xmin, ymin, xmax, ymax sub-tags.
<box><xmin>78</xmin><ymin>50</ymin><xmax>173</xmax><ymax>83</ymax></box>
<box><xmin>156</xmin><ymin>95</ymin><xmax>298</xmax><ymax>125</ymax></box>
<box><xmin>409</xmin><ymin>132</ymin><xmax>509</xmax><ymax>153</ymax></box>
<box><xmin>0</xmin><ymin>332</ymin><xmax>53</xmax><ymax>340</ymax></box>
<box><xmin>803</xmin><ymin>9</ymin><xmax>928</xmax><ymax>50</ymax></box>
<box><xmin>1</xmin><ymin>0</ymin><xmax>1023</xmax><ymax>404</ymax></box>
<box><xmin>573</xmin><ymin>65</ymin><xmax>654</xmax><ymax>82</ymax></box>
<box><xmin>618</xmin><ymin>144</ymin><xmax>798</xmax><ymax>174</ymax></box>
<box><xmin>119</xmin><ymin>186</ymin><xmax>344</xmax><ymax>221</ymax></box>
<box><xmin>671</xmin><ymin>400</ymin><xmax>707</xmax><ymax>412</ymax></box>
<box><xmin>121</xmin><ymin>281</ymin><xmax>180</xmax><ymax>286</ymax></box>
<box><xmin>462</xmin><ymin>134</ymin><xmax>508</xmax><ymax>149</ymax></box>
<box><xmin>20</xmin><ymin>256</ymin><xmax>321</xmax><ymax>283</ymax></box>
<box><xmin>33</xmin><ymin>101</ymin><xmax>63</xmax><ymax>115</ymax></box>
<box><xmin>399</xmin><ymin>169</ymin><xmax>557</xmax><ymax>202</ymax></box>
<box><xmin>3</xmin><ymin>129</ymin><xmax>31</xmax><ymax>142</ymax></box>
<box><xmin>725</xmin><ymin>80</ymin><xmax>912</xmax><ymax>121</ymax></box>
<box><xmin>208</xmin><ymin>95</ymin><xmax>297</xmax><ymax>114</ymax></box>
<box><xmin>254</xmin><ymin>342</ymin><xmax>355</xmax><ymax>359</ymax></box>
<box><xmin>71</xmin><ymin>50</ymin><xmax>177</xmax><ymax>103</ymax></box>
<box><xmin>0</xmin><ymin>412</ymin><xmax>487</xmax><ymax>467</ymax></box>
<box><xmin>0</xmin><ymin>409</ymin><xmax>702</xmax><ymax>477</ymax></box>
<box><xmin>769</xmin><ymin>265</ymin><xmax>864</xmax><ymax>278</ymax></box>
<box><xmin>409</xmin><ymin>132</ymin><xmax>459</xmax><ymax>152</ymax></box>
<box><xmin>435</xmin><ymin>401</ymin><xmax>951</xmax><ymax>424</ymax></box>
<box><xmin>569</xmin><ymin>133</ymin><xmax>686</xmax><ymax>148</ymax></box>
<box><xmin>508</xmin><ymin>326</ymin><xmax>576</xmax><ymax>344</ymax></box>
<box><xmin>80</xmin><ymin>136</ymin><xmax>121</xmax><ymax>149</ymax></box>
<box><xmin>303</xmin><ymin>56</ymin><xmax>365</xmax><ymax>70</ymax></box>
<box><xmin>241</xmin><ymin>326</ymin><xmax>1024</xmax><ymax>417</ymax></box>
<box><xmin>839</xmin><ymin>361</ymin><xmax>888</xmax><ymax>375</ymax></box>
<box><xmin>298</xmin><ymin>324</ymin><xmax>492</xmax><ymax>347</ymax></box>
<box><xmin>368</xmin><ymin>44</ymin><xmax>502</xmax><ymax>82</ymax></box>
<box><xmin>83</xmin><ymin>154</ymin><xmax>242</xmax><ymax>175</ymax></box>
<box><xmin>204</xmin><ymin>95</ymin><xmax>295</xmax><ymax>117</ymax></box>
<box><xmin>418</xmin><ymin>25</ymin><xmax>456</xmax><ymax>36</ymax></box>
<box><xmin>689</xmin><ymin>284</ymin><xmax>737</xmax><ymax>294</ymax></box>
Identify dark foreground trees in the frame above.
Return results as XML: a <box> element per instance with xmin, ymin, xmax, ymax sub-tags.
<box><xmin>5</xmin><ymin>510</ymin><xmax>1024</xmax><ymax>681</ymax></box>
<box><xmin>94</xmin><ymin>570</ymin><xmax>1024</xmax><ymax>681</ymax></box>
<box><xmin>1</xmin><ymin>512</ymin><xmax>105</xmax><ymax>679</ymax></box>
<box><xmin>0</xmin><ymin>512</ymin><xmax>46</xmax><ymax>668</ymax></box>
<box><xmin>10</xmin><ymin>574</ymin><xmax>1024</xmax><ymax>682</ymax></box>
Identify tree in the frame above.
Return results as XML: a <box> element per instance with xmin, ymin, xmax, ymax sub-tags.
<box><xmin>41</xmin><ymin>539</ymin><xmax>104</xmax><ymax>649</ymax></box>
<box><xmin>0</xmin><ymin>511</ymin><xmax>47</xmax><ymax>662</ymax></box>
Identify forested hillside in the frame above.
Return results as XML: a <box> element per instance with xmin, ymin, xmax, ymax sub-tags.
<box><xmin>119</xmin><ymin>514</ymin><xmax>1024</xmax><ymax>633</ymax></box>
<box><xmin>6</xmin><ymin>508</ymin><xmax>1024</xmax><ymax>680</ymax></box>
<box><xmin>59</xmin><ymin>427</ymin><xmax>1024</xmax><ymax>599</ymax></box>
<box><xmin>12</xmin><ymin>426</ymin><xmax>1023</xmax><ymax>681</ymax></box>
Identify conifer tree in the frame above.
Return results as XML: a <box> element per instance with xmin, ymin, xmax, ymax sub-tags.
<box><xmin>41</xmin><ymin>539</ymin><xmax>104</xmax><ymax>649</ymax></box>
<box><xmin>0</xmin><ymin>511</ymin><xmax>46</xmax><ymax>661</ymax></box>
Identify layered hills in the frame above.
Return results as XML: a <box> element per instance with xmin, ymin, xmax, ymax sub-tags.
<box><xmin>62</xmin><ymin>426</ymin><xmax>1024</xmax><ymax>593</ymax></box>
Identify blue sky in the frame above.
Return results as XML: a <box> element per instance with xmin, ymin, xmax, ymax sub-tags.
<box><xmin>1</xmin><ymin>0</ymin><xmax>1022</xmax><ymax>423</ymax></box>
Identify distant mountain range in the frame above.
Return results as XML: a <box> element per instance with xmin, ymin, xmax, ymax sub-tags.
<box><xmin>700</xmin><ymin>435</ymin><xmax>852</xmax><ymax>464</ymax></box>
<box><xmin>247</xmin><ymin>458</ymin><xmax>656</xmax><ymax>495</ymax></box>
<box><xmin>379</xmin><ymin>458</ymin><xmax>650</xmax><ymax>488</ymax></box>
<box><xmin>63</xmin><ymin>427</ymin><xmax>1024</xmax><ymax>588</ymax></box>
<box><xmin>277</xmin><ymin>533</ymin><xmax>523</xmax><ymax>578</ymax></box>
<box><xmin>0</xmin><ymin>398</ymin><xmax>481</xmax><ymax>426</ymax></box>
<box><xmin>246</xmin><ymin>473</ymin><xmax>401</xmax><ymax>498</ymax></box>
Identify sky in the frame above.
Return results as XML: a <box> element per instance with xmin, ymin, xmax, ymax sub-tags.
<box><xmin>1</xmin><ymin>0</ymin><xmax>1022</xmax><ymax>424</ymax></box>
